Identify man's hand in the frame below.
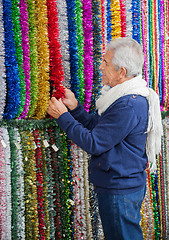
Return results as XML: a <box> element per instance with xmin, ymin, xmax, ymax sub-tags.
<box><xmin>62</xmin><ymin>88</ymin><xmax>78</xmax><ymax>110</ymax></box>
<box><xmin>47</xmin><ymin>97</ymin><xmax>68</xmax><ymax>119</ymax></box>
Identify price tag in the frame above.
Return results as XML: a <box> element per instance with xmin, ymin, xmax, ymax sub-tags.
<box><xmin>15</xmin><ymin>142</ymin><xmax>21</xmax><ymax>150</ymax></box>
<box><xmin>43</xmin><ymin>139</ymin><xmax>49</xmax><ymax>148</ymax></box>
<box><xmin>1</xmin><ymin>139</ymin><xmax>6</xmax><ymax>148</ymax></box>
<box><xmin>52</xmin><ymin>144</ymin><xmax>59</xmax><ymax>152</ymax></box>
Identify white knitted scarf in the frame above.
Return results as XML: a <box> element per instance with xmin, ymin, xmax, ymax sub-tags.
<box><xmin>96</xmin><ymin>75</ymin><xmax>163</xmax><ymax>172</ymax></box>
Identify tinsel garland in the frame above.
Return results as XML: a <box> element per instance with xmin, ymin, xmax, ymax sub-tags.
<box><xmin>18</xmin><ymin>0</ymin><xmax>31</xmax><ymax>119</ymax></box>
<box><xmin>101</xmin><ymin>0</ymin><xmax>105</xmax><ymax>53</ymax></box>
<box><xmin>0</xmin><ymin>129</ymin><xmax>6</xmax><ymax>240</ymax></box>
<box><xmin>13</xmin><ymin>129</ymin><xmax>25</xmax><ymax>239</ymax></box>
<box><xmin>165</xmin><ymin>0</ymin><xmax>169</xmax><ymax>109</ymax></box>
<box><xmin>82</xmin><ymin>0</ymin><xmax>93</xmax><ymax>111</ymax></box>
<box><xmin>164</xmin><ymin>0</ymin><xmax>169</xmax><ymax>110</ymax></box>
<box><xmin>141</xmin><ymin>178</ymin><xmax>155</xmax><ymax>239</ymax></box>
<box><xmin>106</xmin><ymin>0</ymin><xmax>112</xmax><ymax>42</ymax></box>
<box><xmin>66</xmin><ymin>139</ymin><xmax>75</xmax><ymax>239</ymax></box>
<box><xmin>47</xmin><ymin>0</ymin><xmax>65</xmax><ymax>100</ymax></box>
<box><xmin>152</xmin><ymin>0</ymin><xmax>158</xmax><ymax>93</ymax></box>
<box><xmin>90</xmin><ymin>0</ymin><xmax>102</xmax><ymax>113</ymax></box>
<box><xmin>89</xmin><ymin>182</ymin><xmax>104</xmax><ymax>239</ymax></box>
<box><xmin>66</xmin><ymin>0</ymin><xmax>80</xmax><ymax>99</ymax></box>
<box><xmin>148</xmin><ymin>0</ymin><xmax>154</xmax><ymax>89</ymax></box>
<box><xmin>159</xmin><ymin>120</ymin><xmax>169</xmax><ymax>238</ymax></box>
<box><xmin>27</xmin><ymin>0</ymin><xmax>39</xmax><ymax>117</ymax></box>
<box><xmin>119</xmin><ymin>0</ymin><xmax>126</xmax><ymax>37</ymax></box>
<box><xmin>60</xmin><ymin>131</ymin><xmax>72</xmax><ymax>239</ymax></box>
<box><xmin>77</xmin><ymin>147</ymin><xmax>87</xmax><ymax>239</ymax></box>
<box><xmin>2</xmin><ymin>127</ymin><xmax>11</xmax><ymax>240</ymax></box>
<box><xmin>43</xmin><ymin>130</ymin><xmax>56</xmax><ymax>239</ymax></box>
<box><xmin>57</xmin><ymin>0</ymin><xmax>71</xmax><ymax>88</ymax></box>
<box><xmin>39</xmin><ymin>130</ymin><xmax>50</xmax><ymax>239</ymax></box>
<box><xmin>159</xmin><ymin>0</ymin><xmax>166</xmax><ymax>111</ymax></box>
<box><xmin>11</xmin><ymin>0</ymin><xmax>26</xmax><ymax>116</ymax></box>
<box><xmin>140</xmin><ymin>0</ymin><xmax>148</xmax><ymax>83</ymax></box>
<box><xmin>111</xmin><ymin>0</ymin><xmax>121</xmax><ymax>39</ymax></box>
<box><xmin>71</xmin><ymin>143</ymin><xmax>84</xmax><ymax>239</ymax></box>
<box><xmin>8</xmin><ymin>127</ymin><xmax>20</xmax><ymax>240</ymax></box>
<box><xmin>125</xmin><ymin>0</ymin><xmax>133</xmax><ymax>38</ymax></box>
<box><xmin>83</xmin><ymin>151</ymin><xmax>93</xmax><ymax>239</ymax></box>
<box><xmin>34</xmin><ymin>0</ymin><xmax>50</xmax><ymax>119</ymax></box>
<box><xmin>33</xmin><ymin>129</ymin><xmax>46</xmax><ymax>239</ymax></box>
<box><xmin>151</xmin><ymin>172</ymin><xmax>161</xmax><ymax>239</ymax></box>
<box><xmin>103</xmin><ymin>0</ymin><xmax>107</xmax><ymax>48</ymax></box>
<box><xmin>75</xmin><ymin>0</ymin><xmax>85</xmax><ymax>104</ymax></box>
<box><xmin>3</xmin><ymin>0</ymin><xmax>21</xmax><ymax>119</ymax></box>
<box><xmin>48</xmin><ymin>127</ymin><xmax>62</xmax><ymax>239</ymax></box>
<box><xmin>20</xmin><ymin>130</ymin><xmax>39</xmax><ymax>239</ymax></box>
<box><xmin>132</xmin><ymin>0</ymin><xmax>141</xmax><ymax>43</ymax></box>
<box><xmin>0</xmin><ymin>0</ymin><xmax>6</xmax><ymax>119</ymax></box>
<box><xmin>158</xmin><ymin>0</ymin><xmax>164</xmax><ymax>107</ymax></box>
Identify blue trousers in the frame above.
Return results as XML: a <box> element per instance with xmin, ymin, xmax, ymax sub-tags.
<box><xmin>96</xmin><ymin>187</ymin><xmax>146</xmax><ymax>240</ymax></box>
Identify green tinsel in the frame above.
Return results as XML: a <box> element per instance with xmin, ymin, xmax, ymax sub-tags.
<box><xmin>151</xmin><ymin>173</ymin><xmax>161</xmax><ymax>239</ymax></box>
<box><xmin>75</xmin><ymin>0</ymin><xmax>85</xmax><ymax>104</ymax></box>
<box><xmin>60</xmin><ymin>131</ymin><xmax>72</xmax><ymax>239</ymax></box>
<box><xmin>43</xmin><ymin>129</ymin><xmax>56</xmax><ymax>239</ymax></box>
<box><xmin>0</xmin><ymin>119</ymin><xmax>58</xmax><ymax>130</ymax></box>
<box><xmin>27</xmin><ymin>0</ymin><xmax>39</xmax><ymax>117</ymax></box>
<box><xmin>8</xmin><ymin>127</ymin><xmax>18</xmax><ymax>240</ymax></box>
<box><xmin>90</xmin><ymin>0</ymin><xmax>102</xmax><ymax>113</ymax></box>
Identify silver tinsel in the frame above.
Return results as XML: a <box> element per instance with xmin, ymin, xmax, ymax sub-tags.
<box><xmin>57</xmin><ymin>0</ymin><xmax>71</xmax><ymax>88</ymax></box>
<box><xmin>0</xmin><ymin>1</ymin><xmax>6</xmax><ymax>119</ymax></box>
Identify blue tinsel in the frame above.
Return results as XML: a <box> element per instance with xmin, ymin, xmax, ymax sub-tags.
<box><xmin>106</xmin><ymin>0</ymin><xmax>112</xmax><ymax>42</ymax></box>
<box><xmin>66</xmin><ymin>0</ymin><xmax>80</xmax><ymax>100</ymax></box>
<box><xmin>132</xmin><ymin>0</ymin><xmax>141</xmax><ymax>43</ymax></box>
<box><xmin>3</xmin><ymin>0</ymin><xmax>21</xmax><ymax>119</ymax></box>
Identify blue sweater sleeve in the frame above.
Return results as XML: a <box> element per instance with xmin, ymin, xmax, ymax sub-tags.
<box><xmin>57</xmin><ymin>103</ymin><xmax>139</xmax><ymax>155</ymax></box>
<box><xmin>69</xmin><ymin>103</ymin><xmax>100</xmax><ymax>130</ymax></box>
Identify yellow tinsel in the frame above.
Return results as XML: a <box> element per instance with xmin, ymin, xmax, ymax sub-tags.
<box><xmin>34</xmin><ymin>0</ymin><xmax>50</xmax><ymax>119</ymax></box>
<box><xmin>20</xmin><ymin>131</ymin><xmax>39</xmax><ymax>239</ymax></box>
<box><xmin>110</xmin><ymin>0</ymin><xmax>121</xmax><ymax>39</ymax></box>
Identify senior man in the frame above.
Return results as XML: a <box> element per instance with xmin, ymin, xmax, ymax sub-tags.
<box><xmin>48</xmin><ymin>37</ymin><xmax>162</xmax><ymax>240</ymax></box>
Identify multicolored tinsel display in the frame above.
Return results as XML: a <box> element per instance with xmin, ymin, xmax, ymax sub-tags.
<box><xmin>0</xmin><ymin>0</ymin><xmax>169</xmax><ymax>239</ymax></box>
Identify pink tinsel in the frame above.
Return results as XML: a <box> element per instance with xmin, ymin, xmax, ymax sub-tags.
<box><xmin>82</xmin><ymin>0</ymin><xmax>93</xmax><ymax>112</ymax></box>
<box><xmin>18</xmin><ymin>0</ymin><xmax>31</xmax><ymax>119</ymax></box>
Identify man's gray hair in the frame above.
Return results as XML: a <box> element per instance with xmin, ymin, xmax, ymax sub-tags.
<box><xmin>106</xmin><ymin>38</ymin><xmax>144</xmax><ymax>78</ymax></box>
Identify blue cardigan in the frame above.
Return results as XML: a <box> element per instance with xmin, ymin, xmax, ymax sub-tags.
<box><xmin>57</xmin><ymin>94</ymin><xmax>149</xmax><ymax>194</ymax></box>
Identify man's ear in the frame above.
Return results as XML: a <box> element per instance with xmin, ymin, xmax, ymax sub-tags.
<box><xmin>120</xmin><ymin>66</ymin><xmax>127</xmax><ymax>79</ymax></box>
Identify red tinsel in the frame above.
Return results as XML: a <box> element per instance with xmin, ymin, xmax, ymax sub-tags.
<box><xmin>33</xmin><ymin>129</ymin><xmax>45</xmax><ymax>240</ymax></box>
<box><xmin>119</xmin><ymin>0</ymin><xmax>126</xmax><ymax>37</ymax></box>
<box><xmin>47</xmin><ymin>0</ymin><xmax>65</xmax><ymax>99</ymax></box>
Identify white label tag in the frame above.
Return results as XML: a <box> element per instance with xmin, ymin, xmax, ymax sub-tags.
<box><xmin>43</xmin><ymin>139</ymin><xmax>49</xmax><ymax>148</ymax></box>
<box><xmin>69</xmin><ymin>199</ymin><xmax>75</xmax><ymax>206</ymax></box>
<box><xmin>52</xmin><ymin>144</ymin><xmax>59</xmax><ymax>152</ymax></box>
<box><xmin>1</xmin><ymin>139</ymin><xmax>6</xmax><ymax>148</ymax></box>
<box><xmin>34</xmin><ymin>142</ymin><xmax>37</xmax><ymax>149</ymax></box>
<box><xmin>15</xmin><ymin>142</ymin><xmax>20</xmax><ymax>150</ymax></box>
